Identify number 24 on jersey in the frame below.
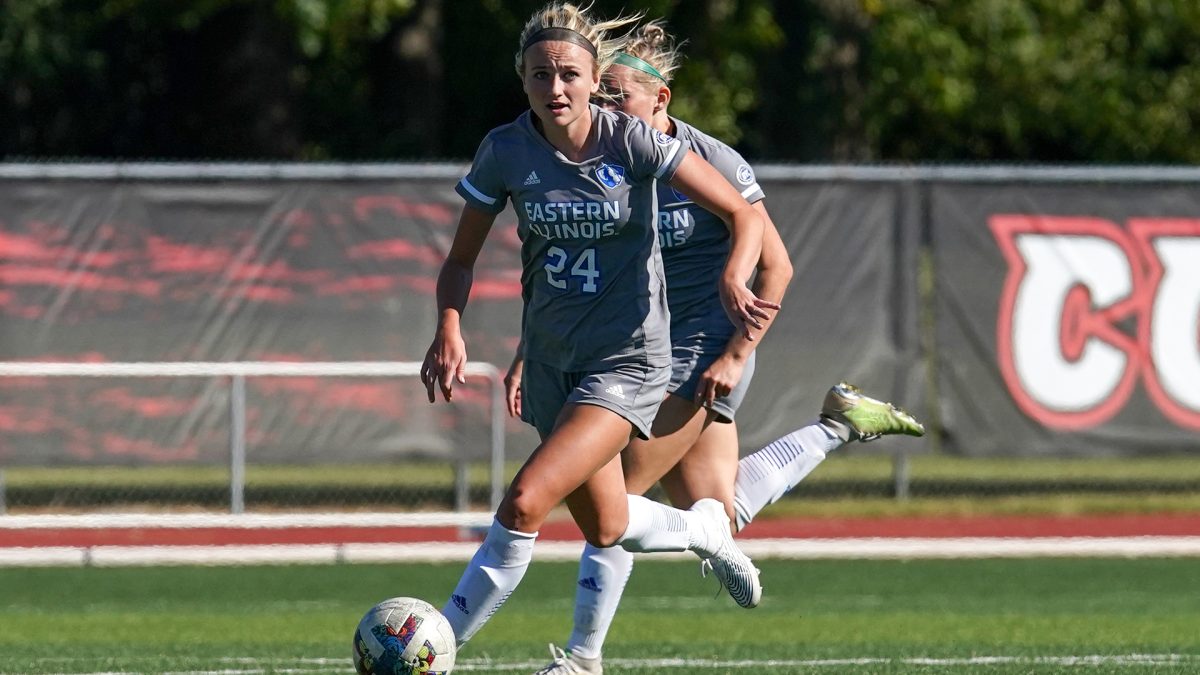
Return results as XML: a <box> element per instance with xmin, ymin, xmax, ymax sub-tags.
<box><xmin>544</xmin><ymin>246</ymin><xmax>600</xmax><ymax>293</ymax></box>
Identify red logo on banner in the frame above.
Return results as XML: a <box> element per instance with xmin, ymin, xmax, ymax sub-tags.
<box><xmin>991</xmin><ymin>215</ymin><xmax>1200</xmax><ymax>431</ymax></box>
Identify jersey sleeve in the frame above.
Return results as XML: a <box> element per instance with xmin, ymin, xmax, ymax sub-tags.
<box><xmin>455</xmin><ymin>133</ymin><xmax>509</xmax><ymax>214</ymax></box>
<box><xmin>621</xmin><ymin>115</ymin><xmax>689</xmax><ymax>183</ymax></box>
<box><xmin>704</xmin><ymin>143</ymin><xmax>765</xmax><ymax>204</ymax></box>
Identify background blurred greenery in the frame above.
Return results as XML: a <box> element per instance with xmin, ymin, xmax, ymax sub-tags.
<box><xmin>4</xmin><ymin>0</ymin><xmax>1200</xmax><ymax>162</ymax></box>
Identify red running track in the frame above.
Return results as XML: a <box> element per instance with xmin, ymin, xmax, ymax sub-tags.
<box><xmin>3</xmin><ymin>513</ymin><xmax>1198</xmax><ymax>548</ymax></box>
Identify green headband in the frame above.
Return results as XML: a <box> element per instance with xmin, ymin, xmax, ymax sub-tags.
<box><xmin>613</xmin><ymin>52</ymin><xmax>666</xmax><ymax>83</ymax></box>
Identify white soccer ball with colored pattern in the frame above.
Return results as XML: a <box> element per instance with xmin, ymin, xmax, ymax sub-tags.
<box><xmin>352</xmin><ymin>596</ymin><xmax>457</xmax><ymax>674</ymax></box>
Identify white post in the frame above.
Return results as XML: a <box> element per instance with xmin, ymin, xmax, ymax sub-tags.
<box><xmin>489</xmin><ymin>369</ymin><xmax>505</xmax><ymax>510</ymax></box>
<box><xmin>454</xmin><ymin>460</ymin><xmax>469</xmax><ymax>512</ymax></box>
<box><xmin>892</xmin><ymin>451</ymin><xmax>911</xmax><ymax>501</ymax></box>
<box><xmin>230</xmin><ymin>375</ymin><xmax>247</xmax><ymax>514</ymax></box>
<box><xmin>0</xmin><ymin>361</ymin><xmax>505</xmax><ymax>514</ymax></box>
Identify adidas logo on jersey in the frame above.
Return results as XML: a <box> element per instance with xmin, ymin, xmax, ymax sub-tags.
<box><xmin>523</xmin><ymin>171</ymin><xmax>541</xmax><ymax>185</ymax></box>
<box><xmin>578</xmin><ymin>577</ymin><xmax>602</xmax><ymax>592</ymax></box>
<box><xmin>605</xmin><ymin>384</ymin><xmax>626</xmax><ymax>399</ymax></box>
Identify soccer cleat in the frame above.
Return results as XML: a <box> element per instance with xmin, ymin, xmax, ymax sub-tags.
<box><xmin>532</xmin><ymin>644</ymin><xmax>603</xmax><ymax>675</ymax></box>
<box><xmin>690</xmin><ymin>498</ymin><xmax>762</xmax><ymax>609</ymax></box>
<box><xmin>820</xmin><ymin>382</ymin><xmax>925</xmax><ymax>442</ymax></box>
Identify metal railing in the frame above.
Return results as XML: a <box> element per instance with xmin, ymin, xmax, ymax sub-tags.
<box><xmin>8</xmin><ymin>161</ymin><xmax>1200</xmax><ymax>183</ymax></box>
<box><xmin>0</xmin><ymin>361</ymin><xmax>506</xmax><ymax>514</ymax></box>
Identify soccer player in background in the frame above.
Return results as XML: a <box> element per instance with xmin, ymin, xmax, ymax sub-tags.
<box><xmin>506</xmin><ymin>20</ymin><xmax>927</xmax><ymax>675</ymax></box>
<box><xmin>419</xmin><ymin>2</ymin><xmax>782</xmax><ymax>651</ymax></box>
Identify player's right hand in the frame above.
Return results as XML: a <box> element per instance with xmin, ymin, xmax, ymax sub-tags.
<box><xmin>697</xmin><ymin>353</ymin><xmax>746</xmax><ymax>410</ymax></box>
<box><xmin>420</xmin><ymin>330</ymin><xmax>467</xmax><ymax>403</ymax></box>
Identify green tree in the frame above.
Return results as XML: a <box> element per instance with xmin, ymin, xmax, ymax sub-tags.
<box><xmin>438</xmin><ymin>0</ymin><xmax>782</xmax><ymax>159</ymax></box>
<box><xmin>7</xmin><ymin>1</ymin><xmax>1199</xmax><ymax>161</ymax></box>
<box><xmin>655</xmin><ymin>0</ymin><xmax>783</xmax><ymax>147</ymax></box>
<box><xmin>0</xmin><ymin>0</ymin><xmax>786</xmax><ymax>160</ymax></box>
<box><xmin>862</xmin><ymin>0</ymin><xmax>1200</xmax><ymax>162</ymax></box>
<box><xmin>0</xmin><ymin>0</ymin><xmax>419</xmax><ymax>159</ymax></box>
<box><xmin>746</xmin><ymin>0</ymin><xmax>874</xmax><ymax>160</ymax></box>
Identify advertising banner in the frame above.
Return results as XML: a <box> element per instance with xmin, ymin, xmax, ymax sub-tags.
<box><xmin>931</xmin><ymin>182</ymin><xmax>1200</xmax><ymax>456</ymax></box>
<box><xmin>735</xmin><ymin>178</ymin><xmax>925</xmax><ymax>456</ymax></box>
<box><xmin>0</xmin><ymin>176</ymin><xmax>532</xmax><ymax>465</ymax></box>
<box><xmin>0</xmin><ymin>169</ymin><xmax>924</xmax><ymax>466</ymax></box>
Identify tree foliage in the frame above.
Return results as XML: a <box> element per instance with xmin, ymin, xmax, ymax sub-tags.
<box><xmin>2</xmin><ymin>0</ymin><xmax>1199</xmax><ymax>161</ymax></box>
<box><xmin>863</xmin><ymin>0</ymin><xmax>1200</xmax><ymax>162</ymax></box>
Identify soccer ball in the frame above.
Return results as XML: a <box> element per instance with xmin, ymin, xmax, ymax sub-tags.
<box><xmin>352</xmin><ymin>596</ymin><xmax>457</xmax><ymax>674</ymax></box>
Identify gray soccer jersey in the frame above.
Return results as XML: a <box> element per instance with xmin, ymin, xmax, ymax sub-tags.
<box><xmin>657</xmin><ymin>117</ymin><xmax>765</xmax><ymax>329</ymax></box>
<box><xmin>657</xmin><ymin>118</ymin><xmax>766</xmax><ymax>420</ymax></box>
<box><xmin>457</xmin><ymin>105</ymin><xmax>688</xmax><ymax>371</ymax></box>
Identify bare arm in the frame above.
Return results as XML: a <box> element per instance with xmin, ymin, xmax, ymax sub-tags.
<box><xmin>696</xmin><ymin>201</ymin><xmax>794</xmax><ymax>407</ymax></box>
<box><xmin>420</xmin><ymin>205</ymin><xmax>497</xmax><ymax>402</ymax></box>
<box><xmin>726</xmin><ymin>201</ymin><xmax>793</xmax><ymax>355</ymax></box>
<box><xmin>668</xmin><ymin>150</ymin><xmax>780</xmax><ymax>339</ymax></box>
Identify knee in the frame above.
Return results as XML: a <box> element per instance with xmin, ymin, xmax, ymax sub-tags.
<box><xmin>579</xmin><ymin>516</ymin><xmax>627</xmax><ymax>549</ymax></box>
<box><xmin>498</xmin><ymin>484</ymin><xmax>552</xmax><ymax>533</ymax></box>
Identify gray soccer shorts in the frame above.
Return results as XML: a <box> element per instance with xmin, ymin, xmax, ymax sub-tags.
<box><xmin>519</xmin><ymin>359</ymin><xmax>671</xmax><ymax>440</ymax></box>
<box><xmin>667</xmin><ymin>329</ymin><xmax>757</xmax><ymax>423</ymax></box>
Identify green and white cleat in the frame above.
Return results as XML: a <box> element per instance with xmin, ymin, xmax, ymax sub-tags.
<box><xmin>821</xmin><ymin>382</ymin><xmax>925</xmax><ymax>442</ymax></box>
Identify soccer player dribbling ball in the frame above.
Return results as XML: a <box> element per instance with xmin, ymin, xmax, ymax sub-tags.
<box><xmin>419</xmin><ymin>1</ymin><xmax>781</xmax><ymax>652</ymax></box>
<box><xmin>512</xmin><ymin>18</ymin><xmax>928</xmax><ymax>675</ymax></box>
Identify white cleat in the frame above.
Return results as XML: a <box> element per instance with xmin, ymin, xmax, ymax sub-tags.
<box><xmin>690</xmin><ymin>498</ymin><xmax>762</xmax><ymax>608</ymax></box>
<box><xmin>532</xmin><ymin>644</ymin><xmax>603</xmax><ymax>675</ymax></box>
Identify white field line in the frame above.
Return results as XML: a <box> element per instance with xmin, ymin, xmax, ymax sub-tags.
<box><xmin>9</xmin><ymin>653</ymin><xmax>1198</xmax><ymax>674</ymax></box>
<box><xmin>3</xmin><ymin>537</ymin><xmax>1200</xmax><ymax>566</ymax></box>
<box><xmin>459</xmin><ymin>653</ymin><xmax>1200</xmax><ymax>670</ymax></box>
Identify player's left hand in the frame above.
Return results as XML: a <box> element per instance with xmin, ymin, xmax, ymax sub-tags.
<box><xmin>697</xmin><ymin>354</ymin><xmax>746</xmax><ymax>410</ymax></box>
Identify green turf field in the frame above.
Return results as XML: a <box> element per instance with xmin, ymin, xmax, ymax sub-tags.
<box><xmin>2</xmin><ymin>558</ymin><xmax>1198</xmax><ymax>674</ymax></box>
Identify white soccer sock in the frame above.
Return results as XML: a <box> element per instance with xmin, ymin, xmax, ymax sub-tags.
<box><xmin>565</xmin><ymin>543</ymin><xmax>634</xmax><ymax>660</ymax></box>
<box><xmin>617</xmin><ymin>494</ymin><xmax>718</xmax><ymax>556</ymax></box>
<box><xmin>440</xmin><ymin>518</ymin><xmax>536</xmax><ymax>648</ymax></box>
<box><xmin>733</xmin><ymin>420</ymin><xmax>844</xmax><ymax>530</ymax></box>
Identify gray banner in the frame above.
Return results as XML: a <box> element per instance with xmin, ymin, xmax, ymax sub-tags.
<box><xmin>0</xmin><ymin>178</ymin><xmax>533</xmax><ymax>465</ymax></box>
<box><xmin>0</xmin><ymin>170</ymin><xmax>923</xmax><ymax>466</ymax></box>
<box><xmin>930</xmin><ymin>182</ymin><xmax>1200</xmax><ymax>455</ymax></box>
<box><xmin>737</xmin><ymin>179</ymin><xmax>925</xmax><ymax>457</ymax></box>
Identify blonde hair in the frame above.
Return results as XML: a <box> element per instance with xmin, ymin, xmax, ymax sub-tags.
<box><xmin>622</xmin><ymin>20</ymin><xmax>684</xmax><ymax>88</ymax></box>
<box><xmin>514</xmin><ymin>3</ymin><xmax>642</xmax><ymax>78</ymax></box>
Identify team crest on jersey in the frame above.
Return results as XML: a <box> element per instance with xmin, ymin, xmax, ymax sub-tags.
<box><xmin>596</xmin><ymin>163</ymin><xmax>626</xmax><ymax>189</ymax></box>
<box><xmin>654</xmin><ymin>129</ymin><xmax>676</xmax><ymax>146</ymax></box>
<box><xmin>736</xmin><ymin>164</ymin><xmax>755</xmax><ymax>185</ymax></box>
<box><xmin>671</xmin><ymin>186</ymin><xmax>691</xmax><ymax>203</ymax></box>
